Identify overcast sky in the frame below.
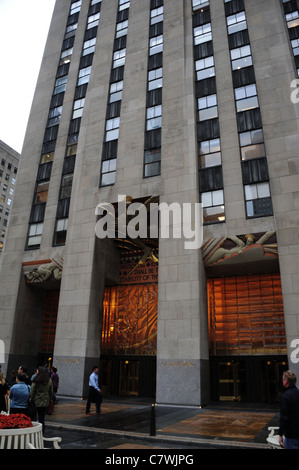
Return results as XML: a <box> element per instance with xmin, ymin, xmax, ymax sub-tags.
<box><xmin>0</xmin><ymin>0</ymin><xmax>56</xmax><ymax>153</ymax></box>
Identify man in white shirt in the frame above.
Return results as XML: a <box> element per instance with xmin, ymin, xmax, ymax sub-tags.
<box><xmin>85</xmin><ymin>366</ymin><xmax>102</xmax><ymax>415</ymax></box>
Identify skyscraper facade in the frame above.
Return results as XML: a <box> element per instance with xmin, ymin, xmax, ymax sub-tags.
<box><xmin>0</xmin><ymin>0</ymin><xmax>299</xmax><ymax>405</ymax></box>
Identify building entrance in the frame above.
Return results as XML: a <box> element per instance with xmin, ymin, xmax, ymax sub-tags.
<box><xmin>210</xmin><ymin>357</ymin><xmax>287</xmax><ymax>403</ymax></box>
<box><xmin>100</xmin><ymin>355</ymin><xmax>156</xmax><ymax>398</ymax></box>
<box><xmin>207</xmin><ymin>273</ymin><xmax>288</xmax><ymax>403</ymax></box>
<box><xmin>100</xmin><ymin>254</ymin><xmax>158</xmax><ymax>398</ymax></box>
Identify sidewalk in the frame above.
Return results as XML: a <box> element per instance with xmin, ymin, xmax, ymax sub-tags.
<box><xmin>44</xmin><ymin>396</ymin><xmax>280</xmax><ymax>449</ymax></box>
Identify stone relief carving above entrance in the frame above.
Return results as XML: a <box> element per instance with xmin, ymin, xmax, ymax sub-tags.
<box><xmin>24</xmin><ymin>258</ymin><xmax>63</xmax><ymax>285</ymax></box>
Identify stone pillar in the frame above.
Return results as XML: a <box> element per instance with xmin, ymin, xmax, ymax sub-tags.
<box><xmin>53</xmin><ymin>236</ymin><xmax>119</xmax><ymax>398</ymax></box>
<box><xmin>246</xmin><ymin>0</ymin><xmax>299</xmax><ymax>379</ymax></box>
<box><xmin>155</xmin><ymin>0</ymin><xmax>210</xmax><ymax>406</ymax></box>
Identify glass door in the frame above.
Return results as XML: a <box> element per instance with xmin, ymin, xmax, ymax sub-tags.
<box><xmin>218</xmin><ymin>361</ymin><xmax>246</xmax><ymax>401</ymax></box>
<box><xmin>119</xmin><ymin>360</ymin><xmax>140</xmax><ymax>396</ymax></box>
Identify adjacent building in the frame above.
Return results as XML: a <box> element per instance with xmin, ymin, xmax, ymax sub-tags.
<box><xmin>1</xmin><ymin>0</ymin><xmax>299</xmax><ymax>405</ymax></box>
<box><xmin>0</xmin><ymin>141</ymin><xmax>19</xmax><ymax>253</ymax></box>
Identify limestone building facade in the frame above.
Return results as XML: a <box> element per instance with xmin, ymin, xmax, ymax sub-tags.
<box><xmin>0</xmin><ymin>0</ymin><xmax>299</xmax><ymax>405</ymax></box>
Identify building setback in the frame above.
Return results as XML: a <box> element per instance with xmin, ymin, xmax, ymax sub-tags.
<box><xmin>0</xmin><ymin>0</ymin><xmax>299</xmax><ymax>405</ymax></box>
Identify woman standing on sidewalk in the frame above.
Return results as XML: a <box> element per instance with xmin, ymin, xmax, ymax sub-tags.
<box><xmin>30</xmin><ymin>366</ymin><xmax>53</xmax><ymax>432</ymax></box>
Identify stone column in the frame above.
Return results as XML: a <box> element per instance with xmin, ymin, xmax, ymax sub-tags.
<box><xmin>155</xmin><ymin>0</ymin><xmax>209</xmax><ymax>406</ymax></box>
<box><xmin>246</xmin><ymin>0</ymin><xmax>299</xmax><ymax>378</ymax></box>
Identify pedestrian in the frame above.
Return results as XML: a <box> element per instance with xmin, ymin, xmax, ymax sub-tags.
<box><xmin>50</xmin><ymin>367</ymin><xmax>59</xmax><ymax>404</ymax></box>
<box><xmin>0</xmin><ymin>372</ymin><xmax>9</xmax><ymax>412</ymax></box>
<box><xmin>18</xmin><ymin>365</ymin><xmax>31</xmax><ymax>385</ymax></box>
<box><xmin>9</xmin><ymin>373</ymin><xmax>30</xmax><ymax>415</ymax></box>
<box><xmin>30</xmin><ymin>366</ymin><xmax>53</xmax><ymax>433</ymax></box>
<box><xmin>85</xmin><ymin>366</ymin><xmax>102</xmax><ymax>415</ymax></box>
<box><xmin>31</xmin><ymin>368</ymin><xmax>38</xmax><ymax>382</ymax></box>
<box><xmin>9</xmin><ymin>369</ymin><xmax>17</xmax><ymax>386</ymax></box>
<box><xmin>279</xmin><ymin>370</ymin><xmax>299</xmax><ymax>449</ymax></box>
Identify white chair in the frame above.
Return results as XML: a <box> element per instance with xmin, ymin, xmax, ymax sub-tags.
<box><xmin>266</xmin><ymin>427</ymin><xmax>282</xmax><ymax>449</ymax></box>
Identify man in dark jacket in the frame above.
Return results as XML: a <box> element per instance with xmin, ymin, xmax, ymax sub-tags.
<box><xmin>279</xmin><ymin>370</ymin><xmax>299</xmax><ymax>449</ymax></box>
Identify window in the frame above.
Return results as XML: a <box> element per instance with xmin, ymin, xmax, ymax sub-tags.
<box><xmin>148</xmin><ymin>67</ymin><xmax>163</xmax><ymax>90</ymax></box>
<box><xmin>146</xmin><ymin>105</ymin><xmax>162</xmax><ymax>131</ymax></box>
<box><xmin>65</xmin><ymin>23</ymin><xmax>78</xmax><ymax>38</ymax></box>
<box><xmin>41</xmin><ymin>152</ymin><xmax>54</xmax><ymax>164</ymax></box>
<box><xmin>291</xmin><ymin>38</ymin><xmax>299</xmax><ymax>55</ymax></box>
<box><xmin>72</xmin><ymin>98</ymin><xmax>85</xmax><ymax>119</ymax></box>
<box><xmin>27</xmin><ymin>223</ymin><xmax>43</xmax><ymax>247</ymax></box>
<box><xmin>192</xmin><ymin>0</ymin><xmax>209</xmax><ymax>10</ymax></box>
<box><xmin>116</xmin><ymin>20</ymin><xmax>128</xmax><ymax>38</ymax></box>
<box><xmin>78</xmin><ymin>66</ymin><xmax>92</xmax><ymax>85</ymax></box>
<box><xmin>113</xmin><ymin>49</ymin><xmax>126</xmax><ymax>68</ymax></box>
<box><xmin>35</xmin><ymin>182</ymin><xmax>49</xmax><ymax>204</ymax></box>
<box><xmin>227</xmin><ymin>12</ymin><xmax>247</xmax><ymax>35</ymax></box>
<box><xmin>239</xmin><ymin>128</ymin><xmax>265</xmax><ymax>161</ymax></box>
<box><xmin>198</xmin><ymin>94</ymin><xmax>218</xmax><ymax>121</ymax></box>
<box><xmin>149</xmin><ymin>35</ymin><xmax>163</xmax><ymax>55</ymax></box>
<box><xmin>105</xmin><ymin>118</ymin><xmax>120</xmax><ymax>141</ymax></box>
<box><xmin>230</xmin><ymin>45</ymin><xmax>252</xmax><ymax>70</ymax></box>
<box><xmin>48</xmin><ymin>106</ymin><xmax>62</xmax><ymax>126</ymax></box>
<box><xmin>101</xmin><ymin>159</ymin><xmax>117</xmax><ymax>186</ymax></box>
<box><xmin>151</xmin><ymin>7</ymin><xmax>163</xmax><ymax>25</ymax></box>
<box><xmin>54</xmin><ymin>218</ymin><xmax>68</xmax><ymax>245</ymax></box>
<box><xmin>87</xmin><ymin>12</ymin><xmax>100</xmax><ymax>29</ymax></box>
<box><xmin>60</xmin><ymin>174</ymin><xmax>73</xmax><ymax>199</ymax></box>
<box><xmin>82</xmin><ymin>38</ymin><xmax>96</xmax><ymax>56</ymax></box>
<box><xmin>244</xmin><ymin>182</ymin><xmax>272</xmax><ymax>217</ymax></box>
<box><xmin>199</xmin><ymin>138</ymin><xmax>221</xmax><ymax>168</ymax></box>
<box><xmin>235</xmin><ymin>84</ymin><xmax>259</xmax><ymax>112</ymax></box>
<box><xmin>119</xmin><ymin>0</ymin><xmax>130</xmax><ymax>11</ymax></box>
<box><xmin>109</xmin><ymin>81</ymin><xmax>123</xmax><ymax>103</ymax></box>
<box><xmin>144</xmin><ymin>149</ymin><xmax>161</xmax><ymax>178</ymax></box>
<box><xmin>195</xmin><ymin>56</ymin><xmax>215</xmax><ymax>81</ymax></box>
<box><xmin>201</xmin><ymin>189</ymin><xmax>225</xmax><ymax>224</ymax></box>
<box><xmin>54</xmin><ymin>76</ymin><xmax>67</xmax><ymax>94</ymax></box>
<box><xmin>194</xmin><ymin>23</ymin><xmax>212</xmax><ymax>45</ymax></box>
<box><xmin>286</xmin><ymin>11</ymin><xmax>299</xmax><ymax>28</ymax></box>
<box><xmin>60</xmin><ymin>47</ymin><xmax>73</xmax><ymax>65</ymax></box>
<box><xmin>70</xmin><ymin>1</ymin><xmax>81</xmax><ymax>15</ymax></box>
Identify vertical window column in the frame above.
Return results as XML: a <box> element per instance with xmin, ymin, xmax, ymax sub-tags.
<box><xmin>281</xmin><ymin>0</ymin><xmax>299</xmax><ymax>75</ymax></box>
<box><xmin>192</xmin><ymin>0</ymin><xmax>225</xmax><ymax>224</ymax></box>
<box><xmin>224</xmin><ymin>0</ymin><xmax>273</xmax><ymax>219</ymax></box>
<box><xmin>27</xmin><ymin>0</ymin><xmax>82</xmax><ymax>250</ymax></box>
<box><xmin>53</xmin><ymin>0</ymin><xmax>102</xmax><ymax>246</ymax></box>
<box><xmin>144</xmin><ymin>0</ymin><xmax>163</xmax><ymax>178</ymax></box>
<box><xmin>100</xmin><ymin>1</ymin><xmax>130</xmax><ymax>186</ymax></box>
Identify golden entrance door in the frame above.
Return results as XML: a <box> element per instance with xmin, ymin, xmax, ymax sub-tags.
<box><xmin>218</xmin><ymin>362</ymin><xmax>246</xmax><ymax>401</ymax></box>
<box><xmin>119</xmin><ymin>360</ymin><xmax>140</xmax><ymax>396</ymax></box>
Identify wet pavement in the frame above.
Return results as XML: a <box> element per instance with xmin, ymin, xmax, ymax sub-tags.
<box><xmin>42</xmin><ymin>396</ymin><xmax>281</xmax><ymax>452</ymax></box>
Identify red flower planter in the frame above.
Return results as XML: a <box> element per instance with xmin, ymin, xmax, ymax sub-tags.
<box><xmin>0</xmin><ymin>413</ymin><xmax>33</xmax><ymax>430</ymax></box>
